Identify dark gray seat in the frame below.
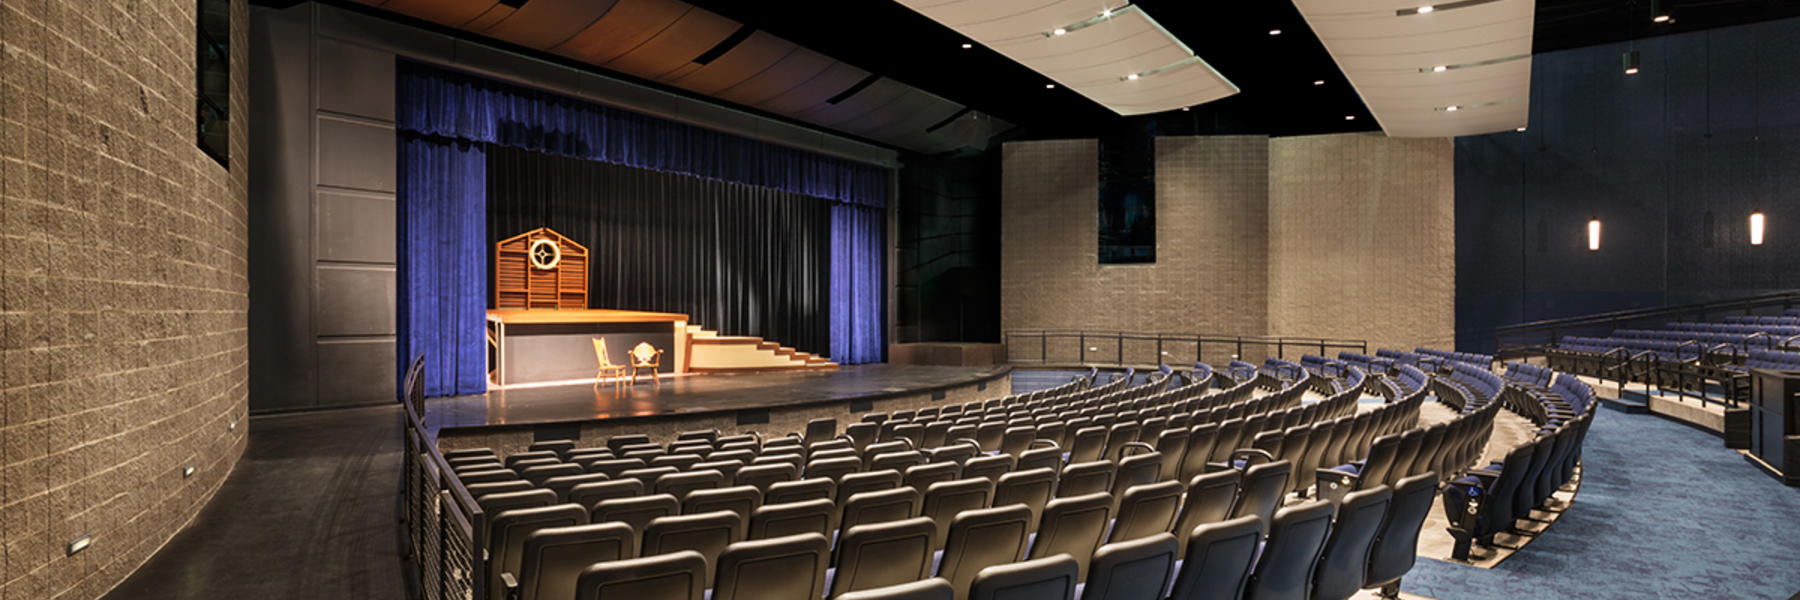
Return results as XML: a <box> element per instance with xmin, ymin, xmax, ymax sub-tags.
<box><xmin>766</xmin><ymin>478</ymin><xmax>835</xmax><ymax>505</ymax></box>
<box><xmin>835</xmin><ymin>579</ymin><xmax>955</xmax><ymax>600</ymax></box>
<box><xmin>690</xmin><ymin>460</ymin><xmax>745</xmax><ymax>484</ymax></box>
<box><xmin>1230</xmin><ymin>460</ymin><xmax>1292</xmax><ymax>531</ymax></box>
<box><xmin>1027</xmin><ymin>492</ymin><xmax>1113</xmax><ymax>578</ymax></box>
<box><xmin>749</xmin><ymin>498</ymin><xmax>837</xmax><ymax>540</ymax></box>
<box><xmin>570</xmin><ymin>479</ymin><xmax>645</xmax><ymax>513</ymax></box>
<box><xmin>839</xmin><ymin>486</ymin><xmax>923</xmax><ymax>537</ymax></box>
<box><xmin>993</xmin><ymin>468</ymin><xmax>1058</xmax><ymax>532</ymax></box>
<box><xmin>650</xmin><ymin>454</ymin><xmax>704</xmax><ymax>471</ymax></box>
<box><xmin>935</xmin><ymin>505</ymin><xmax>1032</xmax><ymax>600</ymax></box>
<box><xmin>838</xmin><ymin>470</ymin><xmax>905</xmax><ymax>507</ymax></box>
<box><xmin>1311</xmin><ymin>486</ymin><xmax>1393</xmax><ymax>600</ymax></box>
<box><xmin>1155</xmin><ymin>428</ymin><xmax>1191</xmax><ymax>483</ymax></box>
<box><xmin>709</xmin><ymin>533</ymin><xmax>831</xmax><ymax>600</ymax></box>
<box><xmin>604</xmin><ymin>434</ymin><xmax>652</xmax><ymax>453</ymax></box>
<box><xmin>477</xmin><ymin>489</ymin><xmax>559</xmax><ymax>539</ymax></box>
<box><xmin>903</xmin><ymin>462</ymin><xmax>963</xmax><ymax>491</ymax></box>
<box><xmin>641</xmin><ymin>510</ymin><xmax>744</xmax><ymax>588</ymax></box>
<box><xmin>1363</xmin><ymin>473</ymin><xmax>1437</xmax><ymax>598</ymax></box>
<box><xmin>585</xmin><ymin>458</ymin><xmax>648</xmax><ymax>478</ymax></box>
<box><xmin>1017</xmin><ymin>445</ymin><xmax>1064</xmax><ymax>475</ymax></box>
<box><xmin>681</xmin><ymin>485</ymin><xmax>761</xmax><ymax>524</ymax></box>
<box><xmin>1108</xmin><ymin>446</ymin><xmax>1163</xmax><ymax>500</ymax></box>
<box><xmin>654</xmin><ymin>470</ymin><xmax>726</xmax><ymax>500</ymax></box>
<box><xmin>806</xmin><ymin>456</ymin><xmax>864</xmax><ymax>482</ymax></box>
<box><xmin>806</xmin><ymin>417</ymin><xmax>839</xmax><ymax>446</ymax></box>
<box><xmin>870</xmin><ymin>451</ymin><xmax>927</xmax><ymax>473</ymax></box>
<box><xmin>961</xmin><ymin>454</ymin><xmax>1016</xmax><ymax>483</ymax></box>
<box><xmin>1173</xmin><ymin>470</ymin><xmax>1240</xmax><ymax>560</ymax></box>
<box><xmin>921</xmin><ymin>479</ymin><xmax>995</xmax><ymax>549</ymax></box>
<box><xmin>620</xmin><ymin>466</ymin><xmax>680</xmax><ymax>486</ymax></box>
<box><xmin>829</xmin><ymin>517</ymin><xmax>937</xmax><ymax>598</ymax></box>
<box><xmin>508</xmin><ymin>522</ymin><xmax>635</xmax><ymax>600</ymax></box>
<box><xmin>506</xmin><ymin>450</ymin><xmax>561</xmax><ymax>468</ymax></box>
<box><xmin>1068</xmin><ymin>426</ymin><xmax>1107</xmax><ymax>463</ymax></box>
<box><xmin>1244</xmin><ymin>500</ymin><xmax>1336</xmax><ymax>600</ymax></box>
<box><xmin>573</xmin><ymin>550</ymin><xmax>706</xmax><ymax>600</ymax></box>
<box><xmin>1167</xmin><ymin>515</ymin><xmax>1263</xmax><ymax>600</ymax></box>
<box><xmin>592</xmin><ymin>494</ymin><xmax>679</xmax><ymax>534</ymax></box>
<box><xmin>968</xmin><ymin>555</ymin><xmax>1079</xmax><ymax>600</ymax></box>
<box><xmin>544</xmin><ymin>472</ymin><xmax>613</xmax><ymax>502</ymax></box>
<box><xmin>466</xmin><ymin>480</ymin><xmax>535</xmax><ymax>500</ymax></box>
<box><xmin>489</xmin><ymin>504</ymin><xmax>589</xmax><ymax>600</ymax></box>
<box><xmin>1056</xmin><ymin>461</ymin><xmax>1115</xmax><ymax>498</ymax></box>
<box><xmin>734</xmin><ymin>463</ymin><xmax>799</xmax><ymax>493</ymax></box>
<box><xmin>1107</xmin><ymin>480</ymin><xmax>1183</xmax><ymax>543</ymax></box>
<box><xmin>460</xmin><ymin>468</ymin><xmax>522</xmax><ymax>485</ymax></box>
<box><xmin>1080</xmin><ymin>533</ymin><xmax>1178</xmax><ymax>600</ymax></box>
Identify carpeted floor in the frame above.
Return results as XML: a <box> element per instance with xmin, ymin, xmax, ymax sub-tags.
<box><xmin>1399</xmin><ymin>404</ymin><xmax>1800</xmax><ymax>600</ymax></box>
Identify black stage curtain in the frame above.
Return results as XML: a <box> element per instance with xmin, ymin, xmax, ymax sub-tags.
<box><xmin>487</xmin><ymin>145</ymin><xmax>832</xmax><ymax>355</ymax></box>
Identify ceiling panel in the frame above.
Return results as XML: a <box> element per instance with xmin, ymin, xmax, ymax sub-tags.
<box><xmin>896</xmin><ymin>1</ymin><xmax>1239</xmax><ymax>115</ymax></box>
<box><xmin>367</xmin><ymin>0</ymin><xmax>495</xmax><ymax>28</ymax></box>
<box><xmin>665</xmin><ymin>32</ymin><xmax>799</xmax><ymax>96</ymax></box>
<box><xmin>549</xmin><ymin>0</ymin><xmax>693</xmax><ymax>66</ymax></box>
<box><xmin>753</xmin><ymin>61</ymin><xmax>871</xmax><ymax>115</ymax></box>
<box><xmin>600</xmin><ymin>10</ymin><xmax>742</xmax><ymax>81</ymax></box>
<box><xmin>477</xmin><ymin>0</ymin><xmax>622</xmax><ymax>50</ymax></box>
<box><xmin>1294</xmin><ymin>0</ymin><xmax>1535</xmax><ymax>137</ymax></box>
<box><xmin>710</xmin><ymin>47</ymin><xmax>835</xmax><ymax>106</ymax></box>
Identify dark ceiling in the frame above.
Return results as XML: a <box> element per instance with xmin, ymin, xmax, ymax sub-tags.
<box><xmin>682</xmin><ymin>0</ymin><xmax>1800</xmax><ymax>142</ymax></box>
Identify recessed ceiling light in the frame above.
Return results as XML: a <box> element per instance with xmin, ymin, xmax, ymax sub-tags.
<box><xmin>1053</xmin><ymin>28</ymin><xmax>1067</xmax><ymax>36</ymax></box>
<box><xmin>1127</xmin><ymin>73</ymin><xmax>1139</xmax><ymax>80</ymax></box>
<box><xmin>1345</xmin><ymin>115</ymin><xmax>1356</xmax><ymax>120</ymax></box>
<box><xmin>961</xmin><ymin>43</ymin><xmax>972</xmax><ymax>49</ymax></box>
<box><xmin>1101</xmin><ymin>8</ymin><xmax>1112</xmax><ymax>17</ymax></box>
<box><xmin>1045</xmin><ymin>84</ymin><xmax>1055</xmax><ymax>89</ymax></box>
<box><xmin>1653</xmin><ymin>14</ymin><xmax>1670</xmax><ymax>23</ymax></box>
<box><xmin>1181</xmin><ymin>107</ymin><xmax>1190</xmax><ymax>111</ymax></box>
<box><xmin>1516</xmin><ymin>127</ymin><xmax>1527</xmax><ymax>132</ymax></box>
<box><xmin>1446</xmin><ymin>105</ymin><xmax>1459</xmax><ymax>112</ymax></box>
<box><xmin>1417</xmin><ymin>5</ymin><xmax>1434</xmax><ymax>13</ymax></box>
<box><xmin>1313</xmin><ymin>80</ymin><xmax>1325</xmax><ymax>86</ymax></box>
<box><xmin>1268</xmin><ymin>29</ymin><xmax>1282</xmax><ymax>36</ymax></box>
<box><xmin>1432</xmin><ymin>65</ymin><xmax>1447</xmax><ymax>72</ymax></box>
<box><xmin>1625</xmin><ymin>67</ymin><xmax>1639</xmax><ymax>75</ymax></box>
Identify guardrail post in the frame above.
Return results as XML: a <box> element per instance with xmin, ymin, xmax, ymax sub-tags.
<box><xmin>1116</xmin><ymin>333</ymin><xmax>1123</xmax><ymax>365</ymax></box>
<box><xmin>1040</xmin><ymin>333</ymin><xmax>1046</xmax><ymax>362</ymax></box>
<box><xmin>1079</xmin><ymin>332</ymin><xmax>1086</xmax><ymax>364</ymax></box>
<box><xmin>1278</xmin><ymin>340</ymin><xmax>1285</xmax><ymax>361</ymax></box>
<box><xmin>1156</xmin><ymin>337</ymin><xmax>1163</xmax><ymax>365</ymax></box>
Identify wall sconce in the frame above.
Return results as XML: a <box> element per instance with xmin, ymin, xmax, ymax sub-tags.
<box><xmin>1623</xmin><ymin>51</ymin><xmax>1640</xmax><ymax>75</ymax></box>
<box><xmin>1588</xmin><ymin>218</ymin><xmax>1602</xmax><ymax>251</ymax></box>
<box><xmin>1750</xmin><ymin>211</ymin><xmax>1765</xmax><ymax>245</ymax></box>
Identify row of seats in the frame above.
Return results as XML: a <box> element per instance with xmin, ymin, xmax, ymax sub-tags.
<box><xmin>1441</xmin><ymin>365</ymin><xmax>1598</xmax><ymax>560</ymax></box>
<box><xmin>442</xmin><ymin>361</ymin><xmax>1400</xmax><ymax>600</ymax></box>
<box><xmin>1434</xmin><ymin>363</ymin><xmax>1506</xmax><ymax>415</ymax></box>
<box><xmin>1317</xmin><ymin>383</ymin><xmax>1497</xmax><ymax>504</ymax></box>
<box><xmin>1411</xmin><ymin>348</ymin><xmax>1494</xmax><ymax>368</ymax></box>
<box><xmin>1719</xmin><ymin>314</ymin><xmax>1800</xmax><ymax>325</ymax></box>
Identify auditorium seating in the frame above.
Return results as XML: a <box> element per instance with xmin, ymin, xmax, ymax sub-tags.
<box><xmin>418</xmin><ymin>357</ymin><xmax>1598</xmax><ymax>600</ymax></box>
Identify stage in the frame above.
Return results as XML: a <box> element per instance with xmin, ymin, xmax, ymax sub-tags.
<box><xmin>427</xmin><ymin>364</ymin><xmax>1013</xmax><ymax>453</ymax></box>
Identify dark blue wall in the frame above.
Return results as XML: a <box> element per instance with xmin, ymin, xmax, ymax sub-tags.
<box><xmin>1456</xmin><ymin>17</ymin><xmax>1800</xmax><ymax>352</ymax></box>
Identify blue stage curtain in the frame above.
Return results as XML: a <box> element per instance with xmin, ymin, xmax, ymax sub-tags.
<box><xmin>396</xmin><ymin>136</ymin><xmax>489</xmax><ymax>396</ymax></box>
<box><xmin>397</xmin><ymin>60</ymin><xmax>887</xmax><ymax>383</ymax></box>
<box><xmin>832</xmin><ymin>204</ymin><xmax>885</xmax><ymax>364</ymax></box>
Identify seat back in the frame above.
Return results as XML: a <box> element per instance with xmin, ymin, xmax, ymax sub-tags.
<box><xmin>1167</xmin><ymin>515</ymin><xmax>1263</xmax><ymax>600</ymax></box>
<box><xmin>838</xmin><ymin>470</ymin><xmax>904</xmax><ymax>507</ymax></box>
<box><xmin>592</xmin><ymin>495</ymin><xmax>680</xmax><ymax>539</ymax></box>
<box><xmin>1244</xmin><ymin>500</ymin><xmax>1336</xmax><ymax>600</ymax></box>
<box><xmin>1276</xmin><ymin>425</ymin><xmax>1314</xmax><ymax>494</ymax></box>
<box><xmin>1155</xmin><ymin>428</ymin><xmax>1191</xmax><ymax>481</ymax></box>
<box><xmin>748</xmin><ymin>498</ymin><xmax>836</xmax><ymax>540</ymax></box>
<box><xmin>1297</xmin><ymin>421</ymin><xmax>1337</xmax><ymax>493</ymax></box>
<box><xmin>1107</xmin><ymin>480</ymin><xmax>1183</xmax><ymax>543</ymax></box>
<box><xmin>1319</xmin><ymin>417</ymin><xmax>1355</xmax><ymax>468</ymax></box>
<box><xmin>1027</xmin><ymin>492</ymin><xmax>1113</xmax><ymax>578</ymax></box>
<box><xmin>1311</xmin><ymin>486</ymin><xmax>1393</xmax><ymax>600</ymax></box>
<box><xmin>961</xmin><ymin>454</ymin><xmax>1016</xmax><ymax>483</ymax></box>
<box><xmin>1230</xmin><ymin>460</ymin><xmax>1292</xmax><ymax>530</ymax></box>
<box><xmin>1055</xmin><ymin>461</ymin><xmax>1115</xmax><ymax>498</ymax></box>
<box><xmin>805</xmin><ymin>456</ymin><xmax>863</xmax><ymax>481</ymax></box>
<box><xmin>1082</xmin><ymin>534</ymin><xmax>1178</xmax><ymax>600</ymax></box>
<box><xmin>1385</xmin><ymin>430</ymin><xmax>1424</xmax><ymax>486</ymax></box>
<box><xmin>681</xmin><ymin>485</ymin><xmax>761</xmax><ymax>524</ymax></box>
<box><xmin>466</xmin><ymin>480</ymin><xmax>535</xmax><ymax>500</ymax></box>
<box><xmin>903</xmin><ymin>462</ymin><xmax>962</xmax><ymax>490</ymax></box>
<box><xmin>1355</xmin><ymin>435</ymin><xmax>1401</xmax><ymax>490</ymax></box>
<box><xmin>835</xmin><ymin>579</ymin><xmax>955</xmax><ymax>600</ymax></box>
<box><xmin>477</xmin><ymin>489</ymin><xmax>559</xmax><ymax>539</ymax></box>
<box><xmin>805</xmin><ymin>418</ymin><xmax>839</xmax><ymax>446</ymax></box>
<box><xmin>490</xmin><ymin>504</ymin><xmax>589</xmax><ymax>600</ymax></box>
<box><xmin>921</xmin><ymin>479</ymin><xmax>996</xmax><ymax>549</ymax></box>
<box><xmin>569</xmin><ymin>479</ymin><xmax>645</xmax><ymax>512</ymax></box>
<box><xmin>830</xmin><ymin>517</ymin><xmax>938</xmax><ymax>597</ymax></box>
<box><xmin>936</xmin><ymin>505</ymin><xmax>1032</xmax><ymax>600</ymax></box>
<box><xmin>839</xmin><ymin>486</ymin><xmax>923</xmax><ymax>536</ymax></box>
<box><xmin>1366</xmin><ymin>473</ymin><xmax>1436</xmax><ymax>588</ymax></box>
<box><xmin>765</xmin><ymin>478</ymin><xmax>835</xmax><ymax>505</ymax></box>
<box><xmin>1069</xmin><ymin>426</ymin><xmax>1107</xmax><ymax>463</ymax></box>
<box><xmin>1017</xmin><ymin>446</ymin><xmax>1064</xmax><ymax>474</ymax></box>
<box><xmin>641</xmin><ymin>511</ymin><xmax>744</xmax><ymax>588</ymax></box>
<box><xmin>1173</xmin><ymin>470</ymin><xmax>1241</xmax><ymax>560</ymax></box>
<box><xmin>517</xmin><ymin>522</ymin><xmax>635</xmax><ymax>600</ymax></box>
<box><xmin>993</xmin><ymin>467</ymin><xmax>1058</xmax><ymax>532</ymax></box>
<box><xmin>709</xmin><ymin>533</ymin><xmax>830</xmax><ymax>600</ymax></box>
<box><xmin>573</xmin><ymin>550</ymin><xmax>706</xmax><ymax>600</ymax></box>
<box><xmin>870</xmin><ymin>451</ymin><xmax>925</xmax><ymax>473</ymax></box>
<box><xmin>1209</xmin><ymin>419</ymin><xmax>1247</xmax><ymax>463</ymax></box>
<box><xmin>734</xmin><ymin>463</ymin><xmax>799</xmax><ymax>493</ymax></box>
<box><xmin>586</xmin><ymin>458</ymin><xmax>649</xmax><ymax>479</ymax></box>
<box><xmin>1109</xmin><ymin>450</ymin><xmax>1163</xmax><ymax>500</ymax></box>
<box><xmin>968</xmin><ymin>555</ymin><xmax>1080</xmax><ymax>600</ymax></box>
<box><xmin>1103</xmin><ymin>423</ymin><xmax>1141</xmax><ymax>461</ymax></box>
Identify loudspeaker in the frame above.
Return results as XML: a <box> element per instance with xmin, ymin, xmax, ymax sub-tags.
<box><xmin>1723</xmin><ymin>408</ymin><xmax>1751</xmax><ymax>450</ymax></box>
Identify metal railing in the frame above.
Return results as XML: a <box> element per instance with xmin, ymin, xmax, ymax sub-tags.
<box><xmin>400</xmin><ymin>355</ymin><xmax>487</xmax><ymax>600</ymax></box>
<box><xmin>1003</xmin><ymin>329</ymin><xmax>1366</xmax><ymax>368</ymax></box>
<box><xmin>1492</xmin><ymin>290</ymin><xmax>1800</xmax><ymax>354</ymax></box>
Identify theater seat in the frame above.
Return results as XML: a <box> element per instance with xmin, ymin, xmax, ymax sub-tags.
<box><xmin>681</xmin><ymin>485</ymin><xmax>761</xmax><ymax>524</ymax></box>
<box><xmin>993</xmin><ymin>468</ymin><xmax>1058</xmax><ymax>532</ymax></box>
<box><xmin>574</xmin><ymin>550</ymin><xmax>706</xmax><ymax>600</ymax></box>
<box><xmin>1167</xmin><ymin>515</ymin><xmax>1262</xmax><ymax>600</ymax></box>
<box><xmin>592</xmin><ymin>494</ymin><xmax>679</xmax><ymax>536</ymax></box>
<box><xmin>567</xmin><ymin>479</ymin><xmax>642</xmax><ymax>511</ymax></box>
<box><xmin>1056</xmin><ymin>461</ymin><xmax>1116</xmax><ymax>498</ymax></box>
<box><xmin>1363</xmin><ymin>473</ymin><xmax>1436</xmax><ymax>598</ymax></box>
<box><xmin>969</xmin><ymin>555</ymin><xmax>1080</xmax><ymax>600</ymax></box>
<box><xmin>839</xmin><ymin>470</ymin><xmax>905</xmax><ymax>507</ymax></box>
<box><xmin>508</xmin><ymin>522</ymin><xmax>635</xmax><ymax>600</ymax></box>
<box><xmin>1244</xmin><ymin>501</ymin><xmax>1335</xmax><ymax>600</ymax></box>
<box><xmin>749</xmin><ymin>498</ymin><xmax>837</xmax><ymax>540</ymax></box>
<box><xmin>830</xmin><ymin>517</ymin><xmax>938</xmax><ymax>598</ymax></box>
<box><xmin>641</xmin><ymin>511</ymin><xmax>744</xmax><ymax>588</ymax></box>
<box><xmin>710</xmin><ymin>533</ymin><xmax>831</xmax><ymax>600</ymax></box>
<box><xmin>935</xmin><ymin>505</ymin><xmax>1032</xmax><ymax>600</ymax></box>
<box><xmin>1028</xmin><ymin>492</ymin><xmax>1113</xmax><ymax>578</ymax></box>
<box><xmin>1230</xmin><ymin>460</ymin><xmax>1292</xmax><ymax>531</ymax></box>
<box><xmin>489</xmin><ymin>504</ymin><xmax>589</xmax><ymax>600</ymax></box>
<box><xmin>835</xmin><ymin>579</ymin><xmax>955</xmax><ymax>600</ymax></box>
<box><xmin>921</xmin><ymin>479</ymin><xmax>995</xmax><ymax>549</ymax></box>
<box><xmin>734</xmin><ymin>463</ymin><xmax>799</xmax><ymax>493</ymax></box>
<box><xmin>1106</xmin><ymin>480</ymin><xmax>1182</xmax><ymax>544</ymax></box>
<box><xmin>766</xmin><ymin>478</ymin><xmax>836</xmax><ymax>505</ymax></box>
<box><xmin>1310</xmin><ymin>487</ymin><xmax>1393</xmax><ymax>600</ymax></box>
<box><xmin>1079</xmin><ymin>533</ymin><xmax>1178</xmax><ymax>600</ymax></box>
<box><xmin>840</xmin><ymin>487</ymin><xmax>923</xmax><ymax>538</ymax></box>
<box><xmin>1173</xmin><ymin>470</ymin><xmax>1240</xmax><ymax>560</ymax></box>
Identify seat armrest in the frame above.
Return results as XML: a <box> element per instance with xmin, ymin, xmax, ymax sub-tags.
<box><xmin>502</xmin><ymin>572</ymin><xmax>520</xmax><ymax>600</ymax></box>
<box><xmin>1315</xmin><ymin>467</ymin><xmax>1360</xmax><ymax>505</ymax></box>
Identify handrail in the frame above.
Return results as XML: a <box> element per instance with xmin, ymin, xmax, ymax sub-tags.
<box><xmin>1003</xmin><ymin>328</ymin><xmax>1367</xmax><ymax>368</ymax></box>
<box><xmin>400</xmin><ymin>354</ymin><xmax>487</xmax><ymax>600</ymax></box>
<box><xmin>1495</xmin><ymin>290</ymin><xmax>1800</xmax><ymax>335</ymax></box>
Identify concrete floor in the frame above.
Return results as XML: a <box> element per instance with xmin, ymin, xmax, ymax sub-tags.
<box><xmin>101</xmin><ymin>404</ymin><xmax>409</xmax><ymax>600</ymax></box>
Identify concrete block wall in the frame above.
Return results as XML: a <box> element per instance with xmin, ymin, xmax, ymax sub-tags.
<box><xmin>1</xmin><ymin>1</ymin><xmax>251</xmax><ymax>599</ymax></box>
<box><xmin>1001</xmin><ymin>134</ymin><xmax>1454</xmax><ymax>362</ymax></box>
<box><xmin>1268</xmin><ymin>134</ymin><xmax>1455</xmax><ymax>352</ymax></box>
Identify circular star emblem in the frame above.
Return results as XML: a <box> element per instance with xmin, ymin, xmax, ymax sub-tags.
<box><xmin>528</xmin><ymin>238</ymin><xmax>561</xmax><ymax>270</ymax></box>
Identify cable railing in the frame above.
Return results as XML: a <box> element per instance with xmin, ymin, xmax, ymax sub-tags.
<box><xmin>1492</xmin><ymin>290</ymin><xmax>1800</xmax><ymax>355</ymax></box>
<box><xmin>400</xmin><ymin>355</ymin><xmax>487</xmax><ymax>600</ymax></box>
<box><xmin>1003</xmin><ymin>329</ymin><xmax>1366</xmax><ymax>368</ymax></box>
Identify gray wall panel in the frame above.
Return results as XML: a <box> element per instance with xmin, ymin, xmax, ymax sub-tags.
<box><xmin>317</xmin><ymin>191</ymin><xmax>396</xmax><ymax>263</ymax></box>
<box><xmin>317</xmin><ymin>116</ymin><xmax>397</xmax><ymax>192</ymax></box>
<box><xmin>317</xmin><ymin>339</ymin><xmax>398</xmax><ymax>405</ymax></box>
<box><xmin>249</xmin><ymin>5</ymin><xmax>320</xmax><ymax>413</ymax></box>
<box><xmin>317</xmin><ymin>264</ymin><xmax>398</xmax><ymax>337</ymax></box>
<box><xmin>317</xmin><ymin>37</ymin><xmax>396</xmax><ymax>121</ymax></box>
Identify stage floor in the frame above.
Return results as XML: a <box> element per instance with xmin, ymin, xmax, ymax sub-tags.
<box><xmin>424</xmin><ymin>364</ymin><xmax>1008</xmax><ymax>434</ymax></box>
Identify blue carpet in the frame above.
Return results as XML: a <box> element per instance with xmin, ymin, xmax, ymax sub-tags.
<box><xmin>1402</xmin><ymin>407</ymin><xmax>1800</xmax><ymax>599</ymax></box>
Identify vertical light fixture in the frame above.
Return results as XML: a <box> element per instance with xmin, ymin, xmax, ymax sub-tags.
<box><xmin>1623</xmin><ymin>51</ymin><xmax>1640</xmax><ymax>75</ymax></box>
<box><xmin>1588</xmin><ymin>218</ymin><xmax>1602</xmax><ymax>251</ymax></box>
<box><xmin>1750</xmin><ymin>211</ymin><xmax>1765</xmax><ymax>245</ymax></box>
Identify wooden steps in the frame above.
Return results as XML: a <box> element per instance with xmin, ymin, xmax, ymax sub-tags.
<box><xmin>685</xmin><ymin>325</ymin><xmax>837</xmax><ymax>372</ymax></box>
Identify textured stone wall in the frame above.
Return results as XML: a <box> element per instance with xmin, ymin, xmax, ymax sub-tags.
<box><xmin>0</xmin><ymin>1</ymin><xmax>250</xmax><ymax>598</ymax></box>
<box><xmin>1000</xmin><ymin>137</ymin><xmax>1270</xmax><ymax>366</ymax></box>
<box><xmin>1267</xmin><ymin>133</ymin><xmax>1455</xmax><ymax>353</ymax></box>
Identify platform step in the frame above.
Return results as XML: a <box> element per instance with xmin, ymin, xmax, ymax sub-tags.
<box><xmin>1598</xmin><ymin>394</ymin><xmax>1650</xmax><ymax>414</ymax></box>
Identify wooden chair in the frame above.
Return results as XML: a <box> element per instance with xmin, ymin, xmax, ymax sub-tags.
<box><xmin>593</xmin><ymin>339</ymin><xmax>628</xmax><ymax>392</ymax></box>
<box><xmin>630</xmin><ymin>341</ymin><xmax>663</xmax><ymax>386</ymax></box>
